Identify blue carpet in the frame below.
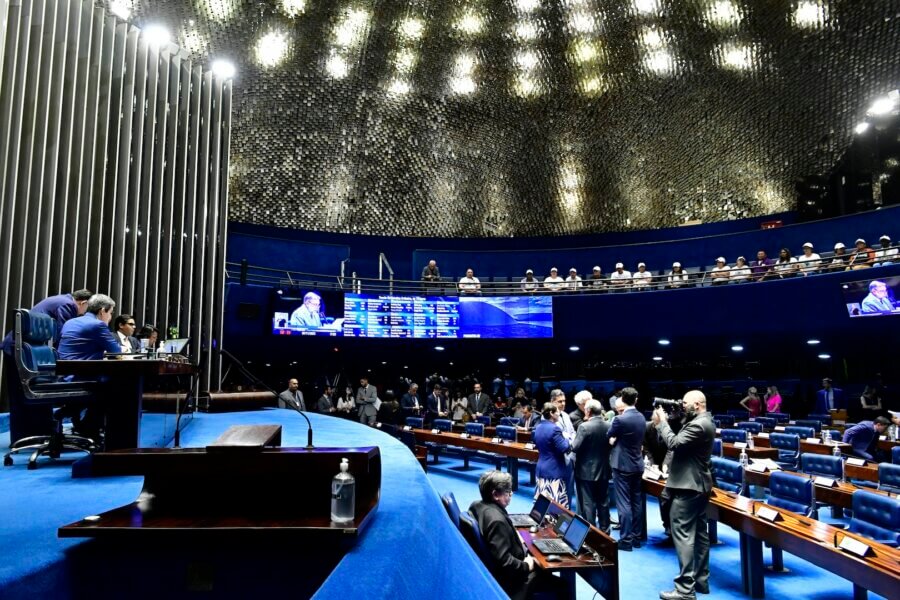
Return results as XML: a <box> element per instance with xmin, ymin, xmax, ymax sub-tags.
<box><xmin>425</xmin><ymin>454</ymin><xmax>889</xmax><ymax>600</ymax></box>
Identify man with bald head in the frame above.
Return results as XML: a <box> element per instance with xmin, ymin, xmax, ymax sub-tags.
<box><xmin>652</xmin><ymin>390</ymin><xmax>715</xmax><ymax>600</ymax></box>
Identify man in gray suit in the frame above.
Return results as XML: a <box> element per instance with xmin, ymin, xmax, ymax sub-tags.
<box><xmin>278</xmin><ymin>378</ymin><xmax>305</xmax><ymax>410</ymax></box>
<box><xmin>652</xmin><ymin>390</ymin><xmax>715</xmax><ymax>600</ymax></box>
<box><xmin>572</xmin><ymin>399</ymin><xmax>612</xmax><ymax>533</ymax></box>
<box><xmin>356</xmin><ymin>376</ymin><xmax>378</xmax><ymax>425</ymax></box>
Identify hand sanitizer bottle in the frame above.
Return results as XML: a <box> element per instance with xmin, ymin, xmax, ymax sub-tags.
<box><xmin>331</xmin><ymin>458</ymin><xmax>355</xmax><ymax>524</ymax></box>
<box><xmin>739</xmin><ymin>448</ymin><xmax>748</xmax><ymax>469</ymax></box>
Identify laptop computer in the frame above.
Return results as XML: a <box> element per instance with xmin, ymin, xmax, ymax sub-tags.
<box><xmin>509</xmin><ymin>494</ymin><xmax>552</xmax><ymax>527</ymax></box>
<box><xmin>161</xmin><ymin>338</ymin><xmax>189</xmax><ymax>354</ymax></box>
<box><xmin>533</xmin><ymin>513</ymin><xmax>591</xmax><ymax>557</ymax></box>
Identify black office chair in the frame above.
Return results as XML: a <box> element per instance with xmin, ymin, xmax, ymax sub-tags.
<box><xmin>3</xmin><ymin>309</ymin><xmax>96</xmax><ymax>469</ymax></box>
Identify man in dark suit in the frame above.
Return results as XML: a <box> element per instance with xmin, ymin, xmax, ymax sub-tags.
<box><xmin>517</xmin><ymin>404</ymin><xmax>541</xmax><ymax>430</ymax></box>
<box><xmin>814</xmin><ymin>378</ymin><xmax>845</xmax><ymax>414</ymax></box>
<box><xmin>2</xmin><ymin>288</ymin><xmax>92</xmax><ymax>352</ymax></box>
<box><xmin>426</xmin><ymin>384</ymin><xmax>449</xmax><ymax>423</ymax></box>
<box><xmin>468</xmin><ymin>471</ymin><xmax>567</xmax><ymax>600</ymax></box>
<box><xmin>470</xmin><ymin>382</ymin><xmax>492</xmax><ymax>416</ymax></box>
<box><xmin>316</xmin><ymin>385</ymin><xmax>336</xmax><ymax>414</ymax></box>
<box><xmin>573</xmin><ymin>399</ymin><xmax>612</xmax><ymax>533</ymax></box>
<box><xmin>607</xmin><ymin>386</ymin><xmax>646</xmax><ymax>550</ymax></box>
<box><xmin>112</xmin><ymin>314</ymin><xmax>140</xmax><ymax>353</ymax></box>
<box><xmin>400</xmin><ymin>383</ymin><xmax>423</xmax><ymax>419</ymax></box>
<box><xmin>356</xmin><ymin>376</ymin><xmax>378</xmax><ymax>425</ymax></box>
<box><xmin>278</xmin><ymin>378</ymin><xmax>305</xmax><ymax>410</ymax></box>
<box><xmin>653</xmin><ymin>390</ymin><xmax>716</xmax><ymax>600</ymax></box>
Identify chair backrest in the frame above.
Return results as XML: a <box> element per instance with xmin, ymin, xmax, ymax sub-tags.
<box><xmin>769</xmin><ymin>433</ymin><xmax>800</xmax><ymax>452</ymax></box>
<box><xmin>465</xmin><ymin>422</ymin><xmax>485</xmax><ymax>437</ymax></box>
<box><xmin>499</xmin><ymin>416</ymin><xmax>522</xmax><ymax>427</ymax></box>
<box><xmin>496</xmin><ymin>425</ymin><xmax>517</xmax><ymax>442</ymax></box>
<box><xmin>737</xmin><ymin>421</ymin><xmax>763</xmax><ymax>435</ymax></box>
<box><xmin>795</xmin><ymin>419</ymin><xmax>822</xmax><ymax>432</ymax></box>
<box><xmin>441</xmin><ymin>492</ymin><xmax>461</xmax><ymax>528</ymax></box>
<box><xmin>785</xmin><ymin>426</ymin><xmax>815</xmax><ymax>439</ymax></box>
<box><xmin>754</xmin><ymin>417</ymin><xmax>776</xmax><ymax>430</ymax></box>
<box><xmin>807</xmin><ymin>413</ymin><xmax>832</xmax><ymax>425</ymax></box>
<box><xmin>800</xmin><ymin>453</ymin><xmax>842</xmax><ymax>479</ymax></box>
<box><xmin>14</xmin><ymin>309</ymin><xmax>57</xmax><ymax>377</ymax></box>
<box><xmin>433</xmin><ymin>418</ymin><xmax>453</xmax><ymax>432</ymax></box>
<box><xmin>475</xmin><ymin>415</ymin><xmax>491</xmax><ymax>426</ymax></box>
<box><xmin>848</xmin><ymin>490</ymin><xmax>900</xmax><ymax>546</ymax></box>
<box><xmin>822</xmin><ymin>429</ymin><xmax>842</xmax><ymax>442</ymax></box>
<box><xmin>721</xmin><ymin>428</ymin><xmax>746</xmax><ymax>444</ymax></box>
<box><xmin>878</xmin><ymin>463</ymin><xmax>900</xmax><ymax>494</ymax></box>
<box><xmin>406</xmin><ymin>416</ymin><xmax>424</xmax><ymax>429</ymax></box>
<box><xmin>459</xmin><ymin>511</ymin><xmax>494</xmax><ymax>567</ymax></box>
<box><xmin>768</xmin><ymin>412</ymin><xmax>790</xmax><ymax>424</ymax></box>
<box><xmin>397</xmin><ymin>430</ymin><xmax>417</xmax><ymax>453</ymax></box>
<box><xmin>711</xmin><ymin>456</ymin><xmax>743</xmax><ymax>493</ymax></box>
<box><xmin>727</xmin><ymin>409</ymin><xmax>750</xmax><ymax>419</ymax></box>
<box><xmin>712</xmin><ymin>438</ymin><xmax>723</xmax><ymax>457</ymax></box>
<box><xmin>766</xmin><ymin>471</ymin><xmax>815</xmax><ymax>517</ymax></box>
<box><xmin>894</xmin><ymin>446</ymin><xmax>900</xmax><ymax>465</ymax></box>
<box><xmin>713</xmin><ymin>414</ymin><xmax>735</xmax><ymax>427</ymax></box>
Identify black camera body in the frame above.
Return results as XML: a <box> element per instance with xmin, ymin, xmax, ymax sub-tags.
<box><xmin>653</xmin><ymin>398</ymin><xmax>682</xmax><ymax>412</ymax></box>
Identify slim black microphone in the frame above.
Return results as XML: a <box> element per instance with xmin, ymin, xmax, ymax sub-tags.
<box><xmin>219</xmin><ymin>349</ymin><xmax>314</xmax><ymax>449</ymax></box>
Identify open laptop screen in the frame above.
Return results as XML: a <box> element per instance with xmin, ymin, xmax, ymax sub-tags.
<box><xmin>562</xmin><ymin>514</ymin><xmax>590</xmax><ymax>553</ymax></box>
<box><xmin>529</xmin><ymin>494</ymin><xmax>551</xmax><ymax>523</ymax></box>
<box><xmin>162</xmin><ymin>338</ymin><xmax>189</xmax><ymax>353</ymax></box>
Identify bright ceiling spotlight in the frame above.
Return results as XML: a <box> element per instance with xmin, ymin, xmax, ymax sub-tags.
<box><xmin>211</xmin><ymin>59</ymin><xmax>236</xmax><ymax>79</ymax></box>
<box><xmin>854</xmin><ymin>122</ymin><xmax>870</xmax><ymax>134</ymax></box>
<box><xmin>731</xmin><ymin>345</ymin><xmax>744</xmax><ymax>352</ymax></box>
<box><xmin>256</xmin><ymin>31</ymin><xmax>288</xmax><ymax>68</ymax></box>
<box><xmin>144</xmin><ymin>24</ymin><xmax>171</xmax><ymax>48</ymax></box>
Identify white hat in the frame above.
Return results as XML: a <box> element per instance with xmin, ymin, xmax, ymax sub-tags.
<box><xmin>855</xmin><ymin>238</ymin><xmax>866</xmax><ymax>245</ymax></box>
<box><xmin>525</xmin><ymin>269</ymin><xmax>533</xmax><ymax>274</ymax></box>
<box><xmin>673</xmin><ymin>262</ymin><xmax>681</xmax><ymax>268</ymax></box>
<box><xmin>569</xmin><ymin>267</ymin><xmax>577</xmax><ymax>273</ymax></box>
<box><xmin>716</xmin><ymin>257</ymin><xmax>725</xmax><ymax>263</ymax></box>
<box><xmin>592</xmin><ymin>266</ymin><xmax>601</xmax><ymax>271</ymax></box>
<box><xmin>637</xmin><ymin>262</ymin><xmax>646</xmax><ymax>268</ymax></box>
<box><xmin>737</xmin><ymin>256</ymin><xmax>746</xmax><ymax>262</ymax></box>
<box><xmin>550</xmin><ymin>267</ymin><xmax>558</xmax><ymax>272</ymax></box>
<box><xmin>880</xmin><ymin>234</ymin><xmax>891</xmax><ymax>241</ymax></box>
<box><xmin>802</xmin><ymin>242</ymin><xmax>813</xmax><ymax>248</ymax></box>
<box><xmin>834</xmin><ymin>242</ymin><xmax>845</xmax><ymax>250</ymax></box>
<box><xmin>889</xmin><ymin>410</ymin><xmax>900</xmax><ymax>419</ymax></box>
<box><xmin>615</xmin><ymin>262</ymin><xmax>624</xmax><ymax>269</ymax></box>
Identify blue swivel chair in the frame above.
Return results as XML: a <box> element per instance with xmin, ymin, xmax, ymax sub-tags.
<box><xmin>406</xmin><ymin>416</ymin><xmax>424</xmax><ymax>429</ymax></box>
<box><xmin>721</xmin><ymin>428</ymin><xmax>747</xmax><ymax>445</ymax></box>
<box><xmin>713</xmin><ymin>414</ymin><xmax>735</xmax><ymax>428</ymax></box>
<box><xmin>456</xmin><ymin>422</ymin><xmax>485</xmax><ymax>469</ymax></box>
<box><xmin>807</xmin><ymin>413</ymin><xmax>832</xmax><ymax>426</ymax></box>
<box><xmin>795</xmin><ymin>419</ymin><xmax>822</xmax><ymax>433</ymax></box>
<box><xmin>769</xmin><ymin>433</ymin><xmax>801</xmax><ymax>469</ymax></box>
<box><xmin>712</xmin><ymin>438</ymin><xmax>723</xmax><ymax>457</ymax></box>
<box><xmin>766</xmin><ymin>470</ymin><xmax>817</xmax><ymax>568</ymax></box>
<box><xmin>821</xmin><ymin>429</ymin><xmax>842</xmax><ymax>443</ymax></box>
<box><xmin>4</xmin><ymin>309</ymin><xmax>96</xmax><ymax>469</ymax></box>
<box><xmin>712</xmin><ymin>456</ymin><xmax>744</xmax><ymax>494</ymax></box>
<box><xmin>499</xmin><ymin>416</ymin><xmax>522</xmax><ymax>427</ymax></box>
<box><xmin>459</xmin><ymin>511</ymin><xmax>494</xmax><ymax>566</ymax></box>
<box><xmin>465</xmin><ymin>422</ymin><xmax>485</xmax><ymax>438</ymax></box>
<box><xmin>474</xmin><ymin>415</ymin><xmax>491</xmax><ymax>426</ymax></box>
<box><xmin>848</xmin><ymin>490</ymin><xmax>900</xmax><ymax>547</ymax></box>
<box><xmin>736</xmin><ymin>421</ymin><xmax>763</xmax><ymax>435</ymax></box>
<box><xmin>477</xmin><ymin>425</ymin><xmax>518</xmax><ymax>471</ymax></box>
<box><xmin>754</xmin><ymin>417</ymin><xmax>776</xmax><ymax>430</ymax></box>
<box><xmin>801</xmin><ymin>453</ymin><xmax>842</xmax><ymax>479</ymax></box>
<box><xmin>892</xmin><ymin>446</ymin><xmax>900</xmax><ymax>464</ymax></box>
<box><xmin>728</xmin><ymin>409</ymin><xmax>750</xmax><ymax>420</ymax></box>
<box><xmin>441</xmin><ymin>492</ymin><xmax>462</xmax><ymax>528</ymax></box>
<box><xmin>425</xmin><ymin>418</ymin><xmax>453</xmax><ymax>463</ymax></box>
<box><xmin>878</xmin><ymin>463</ymin><xmax>900</xmax><ymax>494</ymax></box>
<box><xmin>784</xmin><ymin>426</ymin><xmax>815</xmax><ymax>439</ymax></box>
<box><xmin>767</xmin><ymin>412</ymin><xmax>790</xmax><ymax>424</ymax></box>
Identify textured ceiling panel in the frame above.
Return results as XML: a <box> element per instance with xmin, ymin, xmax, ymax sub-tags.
<box><xmin>121</xmin><ymin>0</ymin><xmax>900</xmax><ymax>236</ymax></box>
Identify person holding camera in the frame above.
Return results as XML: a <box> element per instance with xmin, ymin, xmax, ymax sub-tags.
<box><xmin>652</xmin><ymin>390</ymin><xmax>716</xmax><ymax>600</ymax></box>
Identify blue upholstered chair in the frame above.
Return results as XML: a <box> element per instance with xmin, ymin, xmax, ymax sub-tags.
<box><xmin>878</xmin><ymin>463</ymin><xmax>900</xmax><ymax>494</ymax></box>
<box><xmin>795</xmin><ymin>419</ymin><xmax>822</xmax><ymax>433</ymax></box>
<box><xmin>499</xmin><ymin>416</ymin><xmax>522</xmax><ymax>427</ymax></box>
<box><xmin>892</xmin><ymin>446</ymin><xmax>900</xmax><ymax>464</ymax></box>
<box><xmin>821</xmin><ymin>429</ymin><xmax>842</xmax><ymax>443</ymax></box>
<box><xmin>800</xmin><ymin>453</ymin><xmax>843</xmax><ymax>480</ymax></box>
<box><xmin>496</xmin><ymin>425</ymin><xmax>518</xmax><ymax>442</ymax></box>
<box><xmin>713</xmin><ymin>414</ymin><xmax>735</xmax><ymax>428</ymax></box>
<box><xmin>768</xmin><ymin>412</ymin><xmax>790</xmax><ymax>424</ymax></box>
<box><xmin>459</xmin><ymin>511</ymin><xmax>494</xmax><ymax>566</ymax></box>
<box><xmin>769</xmin><ymin>433</ymin><xmax>800</xmax><ymax>469</ymax></box>
<box><xmin>475</xmin><ymin>425</ymin><xmax>518</xmax><ymax>471</ymax></box>
<box><xmin>4</xmin><ymin>309</ymin><xmax>96</xmax><ymax>469</ymax></box>
<box><xmin>433</xmin><ymin>418</ymin><xmax>453</xmax><ymax>432</ymax></box>
<box><xmin>712</xmin><ymin>456</ymin><xmax>743</xmax><ymax>494</ymax></box>
<box><xmin>441</xmin><ymin>492</ymin><xmax>461</xmax><ymax>528</ymax></box>
<box><xmin>474</xmin><ymin>415</ymin><xmax>491</xmax><ymax>426</ymax></box>
<box><xmin>766</xmin><ymin>471</ymin><xmax>816</xmax><ymax>518</ymax></box>
<box><xmin>465</xmin><ymin>422</ymin><xmax>485</xmax><ymax>437</ymax></box>
<box><xmin>848</xmin><ymin>490</ymin><xmax>900</xmax><ymax>547</ymax></box>
<box><xmin>406</xmin><ymin>416</ymin><xmax>424</xmax><ymax>429</ymax></box>
<box><xmin>721</xmin><ymin>428</ymin><xmax>747</xmax><ymax>445</ymax></box>
<box><xmin>728</xmin><ymin>409</ymin><xmax>750</xmax><ymax>420</ymax></box>
<box><xmin>784</xmin><ymin>426</ymin><xmax>815</xmax><ymax>439</ymax></box>
<box><xmin>736</xmin><ymin>421</ymin><xmax>763</xmax><ymax>435</ymax></box>
<box><xmin>754</xmin><ymin>417</ymin><xmax>776</xmax><ymax>430</ymax></box>
<box><xmin>712</xmin><ymin>438</ymin><xmax>723</xmax><ymax>457</ymax></box>
<box><xmin>807</xmin><ymin>413</ymin><xmax>832</xmax><ymax>425</ymax></box>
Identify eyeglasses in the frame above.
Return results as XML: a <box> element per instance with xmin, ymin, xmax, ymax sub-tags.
<box><xmin>125</xmin><ymin>322</ymin><xmax>136</xmax><ymax>326</ymax></box>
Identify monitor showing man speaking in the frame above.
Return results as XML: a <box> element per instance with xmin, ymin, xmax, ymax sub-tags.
<box><xmin>842</xmin><ymin>276</ymin><xmax>900</xmax><ymax>317</ymax></box>
<box><xmin>272</xmin><ymin>290</ymin><xmax>344</xmax><ymax>337</ymax></box>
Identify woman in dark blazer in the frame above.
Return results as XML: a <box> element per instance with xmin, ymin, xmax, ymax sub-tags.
<box><xmin>533</xmin><ymin>402</ymin><xmax>572</xmax><ymax>508</ymax></box>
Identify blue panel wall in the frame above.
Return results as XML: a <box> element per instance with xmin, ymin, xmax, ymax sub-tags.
<box><xmin>227</xmin><ymin>231</ymin><xmax>350</xmax><ymax>276</ymax></box>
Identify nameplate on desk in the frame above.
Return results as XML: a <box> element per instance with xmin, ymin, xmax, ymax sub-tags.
<box><xmin>733</xmin><ymin>442</ymin><xmax>747</xmax><ymax>449</ymax></box>
<box><xmin>757</xmin><ymin>432</ymin><xmax>770</xmax><ymax>439</ymax></box>
<box><xmin>643</xmin><ymin>467</ymin><xmax>663</xmax><ymax>481</ymax></box>
<box><xmin>756</xmin><ymin>506</ymin><xmax>782</xmax><ymax>522</ymax></box>
<box><xmin>805</xmin><ymin>437</ymin><xmax>821</xmax><ymax>444</ymax></box>
<box><xmin>788</xmin><ymin>421</ymin><xmax>796</xmax><ymax>425</ymax></box>
<box><xmin>431</xmin><ymin>429</ymin><xmax>440</xmax><ymax>434</ymax></box>
<box><xmin>403</xmin><ymin>426</ymin><xmax>412</xmax><ymax>431</ymax></box>
<box><xmin>774</xmin><ymin>426</ymin><xmax>786</xmax><ymax>432</ymax></box>
<box><xmin>814</xmin><ymin>476</ymin><xmax>837</xmax><ymax>488</ymax></box>
<box><xmin>833</xmin><ymin>420</ymin><xmax>845</xmax><ymax>425</ymax></box>
<box><xmin>879</xmin><ymin>435</ymin><xmax>888</xmax><ymax>441</ymax></box>
<box><xmin>747</xmin><ymin>462</ymin><xmax>768</xmax><ymax>473</ymax></box>
<box><xmin>838</xmin><ymin>536</ymin><xmax>872</xmax><ymax>557</ymax></box>
<box><xmin>524</xmin><ymin>443</ymin><xmax>535</xmax><ymax>450</ymax></box>
<box><xmin>846</xmin><ymin>457</ymin><xmax>867</xmax><ymax>466</ymax></box>
<box><xmin>491</xmin><ymin>437</ymin><xmax>501</xmax><ymax>444</ymax></box>
<box><xmin>376</xmin><ymin>423</ymin><xmax>382</xmax><ymax>428</ymax></box>
<box><xmin>459</xmin><ymin>433</ymin><xmax>470</xmax><ymax>439</ymax></box>
<box><xmin>715</xmin><ymin>428</ymin><xmax>721</xmax><ymax>435</ymax></box>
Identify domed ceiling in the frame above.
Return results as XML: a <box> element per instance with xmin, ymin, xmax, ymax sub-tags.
<box><xmin>123</xmin><ymin>0</ymin><xmax>900</xmax><ymax>236</ymax></box>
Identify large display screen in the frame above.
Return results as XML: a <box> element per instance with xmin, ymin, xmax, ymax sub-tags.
<box><xmin>842</xmin><ymin>275</ymin><xmax>900</xmax><ymax>317</ymax></box>
<box><xmin>272</xmin><ymin>290</ymin><xmax>345</xmax><ymax>336</ymax></box>
<box><xmin>342</xmin><ymin>294</ymin><xmax>553</xmax><ymax>338</ymax></box>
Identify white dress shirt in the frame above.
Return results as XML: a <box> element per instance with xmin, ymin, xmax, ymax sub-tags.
<box><xmin>543</xmin><ymin>276</ymin><xmax>565</xmax><ymax>291</ymax></box>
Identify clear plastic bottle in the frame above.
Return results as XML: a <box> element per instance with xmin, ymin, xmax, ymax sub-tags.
<box><xmin>833</xmin><ymin>444</ymin><xmax>844</xmax><ymax>480</ymax></box>
<box><xmin>739</xmin><ymin>448</ymin><xmax>748</xmax><ymax>469</ymax></box>
<box><xmin>746</xmin><ymin>430</ymin><xmax>754</xmax><ymax>449</ymax></box>
<box><xmin>823</xmin><ymin>430</ymin><xmax>832</xmax><ymax>445</ymax></box>
<box><xmin>331</xmin><ymin>458</ymin><xmax>356</xmax><ymax>524</ymax></box>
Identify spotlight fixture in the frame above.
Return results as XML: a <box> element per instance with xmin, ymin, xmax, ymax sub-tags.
<box><xmin>807</xmin><ymin>339</ymin><xmax>820</xmax><ymax>345</ymax></box>
<box><xmin>497</xmin><ymin>357</ymin><xmax>508</xmax><ymax>363</ymax></box>
<box><xmin>211</xmin><ymin>59</ymin><xmax>236</xmax><ymax>79</ymax></box>
<box><xmin>435</xmin><ymin>346</ymin><xmax>445</xmax><ymax>351</ymax></box>
<box><xmin>109</xmin><ymin>0</ymin><xmax>130</xmax><ymax>20</ymax></box>
<box><xmin>731</xmin><ymin>345</ymin><xmax>744</xmax><ymax>352</ymax></box>
<box><xmin>569</xmin><ymin>345</ymin><xmax>580</xmax><ymax>352</ymax></box>
<box><xmin>652</xmin><ymin>356</ymin><xmax>663</xmax><ymax>361</ymax></box>
<box><xmin>256</xmin><ymin>31</ymin><xmax>288</xmax><ymax>68</ymax></box>
<box><xmin>817</xmin><ymin>353</ymin><xmax>831</xmax><ymax>360</ymax></box>
<box><xmin>143</xmin><ymin>24</ymin><xmax>171</xmax><ymax>48</ymax></box>
<box><xmin>658</xmin><ymin>339</ymin><xmax>670</xmax><ymax>346</ymax></box>
<box><xmin>867</xmin><ymin>93</ymin><xmax>898</xmax><ymax>117</ymax></box>
<box><xmin>855</xmin><ymin>122</ymin><xmax>870</xmax><ymax>134</ymax></box>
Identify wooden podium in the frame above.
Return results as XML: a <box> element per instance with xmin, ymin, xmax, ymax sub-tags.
<box><xmin>59</xmin><ymin>426</ymin><xmax>381</xmax><ymax>541</ymax></box>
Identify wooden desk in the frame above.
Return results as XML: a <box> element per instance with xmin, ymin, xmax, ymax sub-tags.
<box><xmin>516</xmin><ymin>501</ymin><xmax>619</xmax><ymax>600</ymax></box>
<box><xmin>642</xmin><ymin>478</ymin><xmax>900</xmax><ymax>599</ymax></box>
<box><xmin>451</xmin><ymin>422</ymin><xmax>533</xmax><ymax>443</ymax></box>
<box><xmin>741</xmin><ymin>468</ymin><xmax>896</xmax><ymax>510</ymax></box>
<box><xmin>56</xmin><ymin>359</ymin><xmax>197</xmax><ymax>451</ymax></box>
<box><xmin>721</xmin><ymin>443</ymin><xmax>779</xmax><ymax>461</ymax></box>
<box><xmin>844</xmin><ymin>461</ymin><xmax>880</xmax><ymax>483</ymax></box>
<box><xmin>752</xmin><ymin>435</ymin><xmax>853</xmax><ymax>457</ymax></box>
<box><xmin>411</xmin><ymin>428</ymin><xmax>537</xmax><ymax>490</ymax></box>
<box><xmin>878</xmin><ymin>437</ymin><xmax>900</xmax><ymax>452</ymax></box>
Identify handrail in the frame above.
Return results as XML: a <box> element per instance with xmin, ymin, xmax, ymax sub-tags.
<box><xmin>378</xmin><ymin>253</ymin><xmax>394</xmax><ymax>295</ymax></box>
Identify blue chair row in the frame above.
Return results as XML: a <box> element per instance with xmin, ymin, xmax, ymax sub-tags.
<box><xmin>737</xmin><ymin>421</ymin><xmax>763</xmax><ymax>435</ymax></box>
<box><xmin>769</xmin><ymin>433</ymin><xmax>800</xmax><ymax>469</ymax></box>
<box><xmin>807</xmin><ymin>413</ymin><xmax>832</xmax><ymax>425</ymax></box>
<box><xmin>893</xmin><ymin>446</ymin><xmax>900</xmax><ymax>465</ymax></box>
<box><xmin>880</xmin><ymin>463</ymin><xmax>900</xmax><ymax>494</ymax></box>
<box><xmin>767</xmin><ymin>412</ymin><xmax>790</xmax><ymax>424</ymax></box>
<box><xmin>794</xmin><ymin>419</ymin><xmax>822</xmax><ymax>432</ymax></box>
<box><xmin>752</xmin><ymin>417</ymin><xmax>776</xmax><ymax>430</ymax></box>
<box><xmin>712</xmin><ymin>456</ymin><xmax>743</xmax><ymax>494</ymax></box>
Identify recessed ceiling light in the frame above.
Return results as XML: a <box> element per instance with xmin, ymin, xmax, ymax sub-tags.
<box><xmin>652</xmin><ymin>356</ymin><xmax>663</xmax><ymax>361</ymax></box>
<box><xmin>256</xmin><ymin>31</ymin><xmax>288</xmax><ymax>68</ymax></box>
<box><xmin>658</xmin><ymin>339</ymin><xmax>670</xmax><ymax>346</ymax></box>
<box><xmin>211</xmin><ymin>60</ymin><xmax>236</xmax><ymax>79</ymax></box>
<box><xmin>109</xmin><ymin>0</ymin><xmax>130</xmax><ymax>20</ymax></box>
<box><xmin>143</xmin><ymin>24</ymin><xmax>171</xmax><ymax>48</ymax></box>
<box><xmin>818</xmin><ymin>353</ymin><xmax>831</xmax><ymax>360</ymax></box>
<box><xmin>569</xmin><ymin>345</ymin><xmax>580</xmax><ymax>352</ymax></box>
<box><xmin>855</xmin><ymin>122</ymin><xmax>870</xmax><ymax>134</ymax></box>
<box><xmin>497</xmin><ymin>357</ymin><xmax>508</xmax><ymax>363</ymax></box>
<box><xmin>867</xmin><ymin>95</ymin><xmax>897</xmax><ymax>117</ymax></box>
<box><xmin>435</xmin><ymin>346</ymin><xmax>445</xmax><ymax>351</ymax></box>
<box><xmin>807</xmin><ymin>339</ymin><xmax>820</xmax><ymax>345</ymax></box>
<box><xmin>731</xmin><ymin>345</ymin><xmax>744</xmax><ymax>352</ymax></box>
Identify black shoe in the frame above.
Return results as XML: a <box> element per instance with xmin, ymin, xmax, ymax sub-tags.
<box><xmin>659</xmin><ymin>591</ymin><xmax>695</xmax><ymax>600</ymax></box>
<box><xmin>633</xmin><ymin>539</ymin><xmax>642</xmax><ymax>548</ymax></box>
<box><xmin>618</xmin><ymin>544</ymin><xmax>632</xmax><ymax>552</ymax></box>
<box><xmin>695</xmin><ymin>585</ymin><xmax>709</xmax><ymax>595</ymax></box>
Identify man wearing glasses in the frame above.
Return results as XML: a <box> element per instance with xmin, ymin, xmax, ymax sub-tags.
<box><xmin>113</xmin><ymin>315</ymin><xmax>140</xmax><ymax>353</ymax></box>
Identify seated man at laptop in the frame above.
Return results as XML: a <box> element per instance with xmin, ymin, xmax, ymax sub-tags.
<box><xmin>469</xmin><ymin>471</ymin><xmax>567</xmax><ymax>600</ymax></box>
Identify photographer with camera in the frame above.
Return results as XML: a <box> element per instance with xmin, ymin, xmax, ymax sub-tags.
<box><xmin>646</xmin><ymin>398</ymin><xmax>686</xmax><ymax>537</ymax></box>
<box><xmin>652</xmin><ymin>390</ymin><xmax>716</xmax><ymax>600</ymax></box>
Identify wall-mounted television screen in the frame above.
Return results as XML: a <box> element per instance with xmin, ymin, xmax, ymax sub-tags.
<box><xmin>342</xmin><ymin>294</ymin><xmax>553</xmax><ymax>339</ymax></box>
<box><xmin>272</xmin><ymin>290</ymin><xmax>345</xmax><ymax>336</ymax></box>
<box><xmin>842</xmin><ymin>276</ymin><xmax>900</xmax><ymax>317</ymax></box>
